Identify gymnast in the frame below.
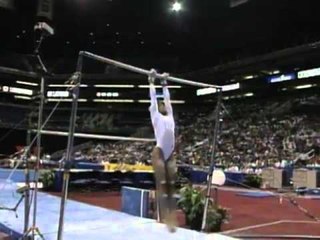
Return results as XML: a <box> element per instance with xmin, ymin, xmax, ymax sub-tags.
<box><xmin>148</xmin><ymin>69</ymin><xmax>177</xmax><ymax>232</ymax></box>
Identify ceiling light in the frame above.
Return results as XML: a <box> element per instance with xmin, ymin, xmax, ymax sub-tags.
<box><xmin>47</xmin><ymin>98</ymin><xmax>72</xmax><ymax>102</ymax></box>
<box><xmin>94</xmin><ymin>84</ymin><xmax>134</xmax><ymax>88</ymax></box>
<box><xmin>197</xmin><ymin>83</ymin><xmax>240</xmax><ymax>96</ymax></box>
<box><xmin>244</xmin><ymin>75</ymin><xmax>254</xmax><ymax>80</ymax></box>
<box><xmin>138</xmin><ymin>99</ymin><xmax>185</xmax><ymax>104</ymax></box>
<box><xmin>16</xmin><ymin>81</ymin><xmax>38</xmax><ymax>86</ymax></box>
<box><xmin>172</xmin><ymin>2</ymin><xmax>182</xmax><ymax>12</ymax></box>
<box><xmin>9</xmin><ymin>87</ymin><xmax>33</xmax><ymax>96</ymax></box>
<box><xmin>170</xmin><ymin>100</ymin><xmax>185</xmax><ymax>104</ymax></box>
<box><xmin>244</xmin><ymin>93</ymin><xmax>254</xmax><ymax>97</ymax></box>
<box><xmin>138</xmin><ymin>85</ymin><xmax>181</xmax><ymax>89</ymax></box>
<box><xmin>137</xmin><ymin>100</ymin><xmax>150</xmax><ymax>103</ymax></box>
<box><xmin>48</xmin><ymin>84</ymin><xmax>88</xmax><ymax>88</ymax></box>
<box><xmin>47</xmin><ymin>98</ymin><xmax>87</xmax><ymax>102</ymax></box>
<box><xmin>295</xmin><ymin>84</ymin><xmax>314</xmax><ymax>90</ymax></box>
<box><xmin>2</xmin><ymin>86</ymin><xmax>9</xmax><ymax>92</ymax></box>
<box><xmin>14</xmin><ymin>95</ymin><xmax>32</xmax><ymax>100</ymax></box>
<box><xmin>197</xmin><ymin>88</ymin><xmax>216</xmax><ymax>96</ymax></box>
<box><xmin>93</xmin><ymin>99</ymin><xmax>134</xmax><ymax>103</ymax></box>
<box><xmin>222</xmin><ymin>83</ymin><xmax>240</xmax><ymax>91</ymax></box>
<box><xmin>90</xmin><ymin>32</ymin><xmax>94</xmax><ymax>36</ymax></box>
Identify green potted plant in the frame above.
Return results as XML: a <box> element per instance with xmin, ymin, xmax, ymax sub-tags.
<box><xmin>243</xmin><ymin>174</ymin><xmax>262</xmax><ymax>188</ymax></box>
<box><xmin>39</xmin><ymin>170</ymin><xmax>55</xmax><ymax>191</ymax></box>
<box><xmin>206</xmin><ymin>205</ymin><xmax>229</xmax><ymax>232</ymax></box>
<box><xmin>177</xmin><ymin>184</ymin><xmax>229</xmax><ymax>232</ymax></box>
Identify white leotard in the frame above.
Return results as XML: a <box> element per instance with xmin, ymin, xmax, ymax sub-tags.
<box><xmin>149</xmin><ymin>84</ymin><xmax>175</xmax><ymax>161</ymax></box>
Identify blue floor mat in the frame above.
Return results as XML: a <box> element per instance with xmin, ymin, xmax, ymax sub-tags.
<box><xmin>0</xmin><ymin>187</ymin><xmax>236</xmax><ymax>240</ymax></box>
<box><xmin>237</xmin><ymin>191</ymin><xmax>275</xmax><ymax>198</ymax></box>
<box><xmin>306</xmin><ymin>189</ymin><xmax>320</xmax><ymax>196</ymax></box>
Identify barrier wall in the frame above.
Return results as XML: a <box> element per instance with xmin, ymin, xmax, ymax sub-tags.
<box><xmin>121</xmin><ymin>187</ymin><xmax>150</xmax><ymax>218</ymax></box>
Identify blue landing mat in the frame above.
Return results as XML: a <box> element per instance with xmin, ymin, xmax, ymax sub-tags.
<box><xmin>0</xmin><ymin>168</ymin><xmax>38</xmax><ymax>182</ymax></box>
<box><xmin>236</xmin><ymin>191</ymin><xmax>275</xmax><ymax>198</ymax></box>
<box><xmin>0</xmin><ymin>187</ymin><xmax>235</xmax><ymax>240</ymax></box>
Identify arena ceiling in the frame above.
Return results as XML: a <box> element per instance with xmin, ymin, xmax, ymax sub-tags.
<box><xmin>1</xmin><ymin>0</ymin><xmax>320</xmax><ymax>73</ymax></box>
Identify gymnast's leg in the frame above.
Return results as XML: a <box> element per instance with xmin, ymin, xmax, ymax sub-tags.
<box><xmin>164</xmin><ymin>156</ymin><xmax>177</xmax><ymax>230</ymax></box>
<box><xmin>152</xmin><ymin>147</ymin><xmax>166</xmax><ymax>220</ymax></box>
<box><xmin>152</xmin><ymin>147</ymin><xmax>177</xmax><ymax>232</ymax></box>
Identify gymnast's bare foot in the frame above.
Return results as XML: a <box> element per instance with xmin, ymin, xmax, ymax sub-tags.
<box><xmin>164</xmin><ymin>211</ymin><xmax>177</xmax><ymax>233</ymax></box>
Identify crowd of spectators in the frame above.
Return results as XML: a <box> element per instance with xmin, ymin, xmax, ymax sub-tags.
<box><xmin>69</xmin><ymin>94</ymin><xmax>320</xmax><ymax>172</ymax></box>
<box><xmin>73</xmin><ymin>142</ymin><xmax>153</xmax><ymax>165</ymax></box>
<box><xmin>78</xmin><ymin>113</ymin><xmax>115</xmax><ymax>132</ymax></box>
<box><xmin>178</xmin><ymin>95</ymin><xmax>320</xmax><ymax>171</ymax></box>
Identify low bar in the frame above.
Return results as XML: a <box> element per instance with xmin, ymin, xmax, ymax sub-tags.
<box><xmin>36</xmin><ymin>130</ymin><xmax>155</xmax><ymax>142</ymax></box>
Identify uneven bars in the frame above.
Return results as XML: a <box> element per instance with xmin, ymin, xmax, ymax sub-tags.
<box><xmin>35</xmin><ymin>130</ymin><xmax>155</xmax><ymax>142</ymax></box>
<box><xmin>80</xmin><ymin>51</ymin><xmax>222</xmax><ymax>89</ymax></box>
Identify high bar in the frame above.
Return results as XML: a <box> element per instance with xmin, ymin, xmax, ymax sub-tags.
<box><xmin>35</xmin><ymin>130</ymin><xmax>155</xmax><ymax>142</ymax></box>
<box><xmin>80</xmin><ymin>51</ymin><xmax>222</xmax><ymax>89</ymax></box>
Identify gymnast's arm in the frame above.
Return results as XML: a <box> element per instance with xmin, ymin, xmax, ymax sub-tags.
<box><xmin>162</xmin><ymin>75</ymin><xmax>173</xmax><ymax>115</ymax></box>
<box><xmin>149</xmin><ymin>77</ymin><xmax>158</xmax><ymax>122</ymax></box>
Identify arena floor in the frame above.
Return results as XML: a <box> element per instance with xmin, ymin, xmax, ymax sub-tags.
<box><xmin>52</xmin><ymin>188</ymin><xmax>320</xmax><ymax>239</ymax></box>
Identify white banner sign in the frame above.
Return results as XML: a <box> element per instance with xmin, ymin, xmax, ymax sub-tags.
<box><xmin>298</xmin><ymin>67</ymin><xmax>320</xmax><ymax>79</ymax></box>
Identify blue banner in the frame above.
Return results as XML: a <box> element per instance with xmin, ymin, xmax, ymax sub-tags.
<box><xmin>268</xmin><ymin>73</ymin><xmax>296</xmax><ymax>83</ymax></box>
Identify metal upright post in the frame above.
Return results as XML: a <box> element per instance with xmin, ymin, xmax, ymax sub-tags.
<box><xmin>201</xmin><ymin>89</ymin><xmax>223</xmax><ymax>232</ymax></box>
<box><xmin>21</xmin><ymin>78</ymin><xmax>46</xmax><ymax>240</ymax></box>
<box><xmin>57</xmin><ymin>54</ymin><xmax>83</xmax><ymax>240</ymax></box>
<box><xmin>30</xmin><ymin>77</ymin><xmax>45</xmax><ymax>237</ymax></box>
<box><xmin>24</xmin><ymin>126</ymin><xmax>32</xmax><ymax>235</ymax></box>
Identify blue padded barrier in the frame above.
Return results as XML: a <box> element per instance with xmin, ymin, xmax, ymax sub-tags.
<box><xmin>121</xmin><ymin>186</ymin><xmax>150</xmax><ymax>218</ymax></box>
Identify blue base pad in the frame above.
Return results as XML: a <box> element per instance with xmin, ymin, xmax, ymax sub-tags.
<box><xmin>237</xmin><ymin>191</ymin><xmax>275</xmax><ymax>198</ymax></box>
<box><xmin>0</xmin><ymin>188</ymin><xmax>235</xmax><ymax>240</ymax></box>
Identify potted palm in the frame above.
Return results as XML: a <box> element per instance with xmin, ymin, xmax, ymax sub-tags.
<box><xmin>177</xmin><ymin>184</ymin><xmax>229</xmax><ymax>232</ymax></box>
<box><xmin>206</xmin><ymin>205</ymin><xmax>229</xmax><ymax>232</ymax></box>
<box><xmin>39</xmin><ymin>170</ymin><xmax>55</xmax><ymax>191</ymax></box>
<box><xmin>243</xmin><ymin>174</ymin><xmax>262</xmax><ymax>188</ymax></box>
